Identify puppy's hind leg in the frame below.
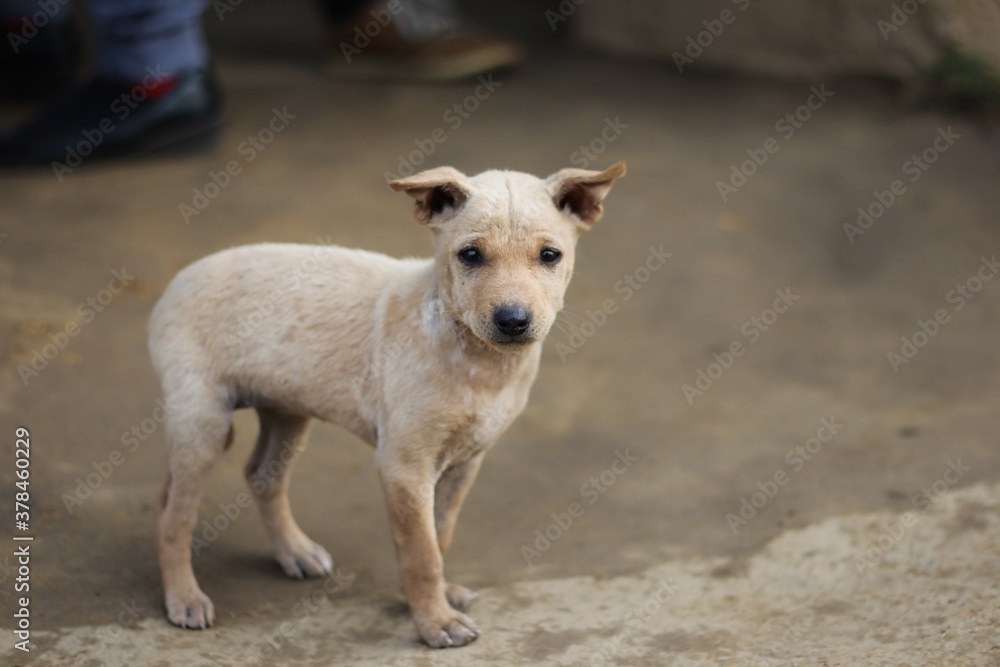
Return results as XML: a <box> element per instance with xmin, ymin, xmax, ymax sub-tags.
<box><xmin>156</xmin><ymin>391</ymin><xmax>232</xmax><ymax>629</ymax></box>
<box><xmin>246</xmin><ymin>407</ymin><xmax>333</xmax><ymax>579</ymax></box>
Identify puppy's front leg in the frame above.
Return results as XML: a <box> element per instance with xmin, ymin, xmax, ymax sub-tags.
<box><xmin>377</xmin><ymin>454</ymin><xmax>480</xmax><ymax>648</ymax></box>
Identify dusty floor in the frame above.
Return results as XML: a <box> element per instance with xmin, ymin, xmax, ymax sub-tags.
<box><xmin>1</xmin><ymin>3</ymin><xmax>1000</xmax><ymax>666</ymax></box>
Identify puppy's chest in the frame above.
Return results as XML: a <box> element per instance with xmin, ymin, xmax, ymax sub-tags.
<box><xmin>436</xmin><ymin>397</ymin><xmax>520</xmax><ymax>470</ymax></box>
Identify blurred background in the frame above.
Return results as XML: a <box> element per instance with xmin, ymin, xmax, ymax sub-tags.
<box><xmin>1</xmin><ymin>0</ymin><xmax>999</xmax><ymax>664</ymax></box>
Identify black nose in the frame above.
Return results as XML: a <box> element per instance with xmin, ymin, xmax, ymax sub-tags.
<box><xmin>494</xmin><ymin>306</ymin><xmax>531</xmax><ymax>337</ymax></box>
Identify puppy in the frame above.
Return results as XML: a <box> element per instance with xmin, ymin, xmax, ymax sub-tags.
<box><xmin>148</xmin><ymin>161</ymin><xmax>626</xmax><ymax>647</ymax></box>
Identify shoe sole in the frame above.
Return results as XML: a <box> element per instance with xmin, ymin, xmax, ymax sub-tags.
<box><xmin>326</xmin><ymin>46</ymin><xmax>523</xmax><ymax>83</ymax></box>
<box><xmin>0</xmin><ymin>111</ymin><xmax>223</xmax><ymax>169</ymax></box>
<box><xmin>100</xmin><ymin>111</ymin><xmax>224</xmax><ymax>161</ymax></box>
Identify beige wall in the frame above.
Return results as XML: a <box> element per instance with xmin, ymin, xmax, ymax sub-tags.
<box><xmin>576</xmin><ymin>0</ymin><xmax>1000</xmax><ymax>80</ymax></box>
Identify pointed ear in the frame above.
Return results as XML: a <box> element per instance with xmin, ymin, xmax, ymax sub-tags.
<box><xmin>389</xmin><ymin>166</ymin><xmax>471</xmax><ymax>225</ymax></box>
<box><xmin>546</xmin><ymin>161</ymin><xmax>627</xmax><ymax>228</ymax></box>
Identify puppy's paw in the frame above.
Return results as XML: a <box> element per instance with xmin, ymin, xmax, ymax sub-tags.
<box><xmin>415</xmin><ymin>608</ymin><xmax>480</xmax><ymax>648</ymax></box>
<box><xmin>166</xmin><ymin>587</ymin><xmax>215</xmax><ymax>629</ymax></box>
<box><xmin>275</xmin><ymin>535</ymin><xmax>334</xmax><ymax>579</ymax></box>
<box><xmin>444</xmin><ymin>583</ymin><xmax>478</xmax><ymax>613</ymax></box>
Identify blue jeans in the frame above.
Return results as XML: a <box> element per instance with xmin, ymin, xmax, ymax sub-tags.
<box><xmin>1</xmin><ymin>0</ymin><xmax>447</xmax><ymax>81</ymax></box>
<box><xmin>90</xmin><ymin>0</ymin><xmax>210</xmax><ymax>80</ymax></box>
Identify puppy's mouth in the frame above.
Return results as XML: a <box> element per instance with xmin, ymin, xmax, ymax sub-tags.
<box><xmin>487</xmin><ymin>334</ymin><xmax>537</xmax><ymax>350</ymax></box>
<box><xmin>471</xmin><ymin>326</ymin><xmax>538</xmax><ymax>351</ymax></box>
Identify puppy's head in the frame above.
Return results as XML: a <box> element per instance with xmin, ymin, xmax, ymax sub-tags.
<box><xmin>390</xmin><ymin>162</ymin><xmax>626</xmax><ymax>352</ymax></box>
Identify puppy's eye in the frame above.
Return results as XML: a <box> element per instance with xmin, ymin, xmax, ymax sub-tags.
<box><xmin>539</xmin><ymin>248</ymin><xmax>562</xmax><ymax>265</ymax></box>
<box><xmin>458</xmin><ymin>247</ymin><xmax>483</xmax><ymax>266</ymax></box>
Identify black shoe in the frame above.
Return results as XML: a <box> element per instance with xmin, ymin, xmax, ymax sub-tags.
<box><xmin>0</xmin><ymin>67</ymin><xmax>223</xmax><ymax>169</ymax></box>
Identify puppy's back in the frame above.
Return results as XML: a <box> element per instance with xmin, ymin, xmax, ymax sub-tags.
<box><xmin>148</xmin><ymin>243</ymin><xmax>421</xmax><ymax>419</ymax></box>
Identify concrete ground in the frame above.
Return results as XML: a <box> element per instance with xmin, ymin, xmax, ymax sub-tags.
<box><xmin>2</xmin><ymin>2</ymin><xmax>1000</xmax><ymax>665</ymax></box>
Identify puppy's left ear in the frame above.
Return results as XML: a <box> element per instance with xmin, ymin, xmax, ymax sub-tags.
<box><xmin>547</xmin><ymin>161</ymin><xmax>627</xmax><ymax>229</ymax></box>
<box><xmin>389</xmin><ymin>166</ymin><xmax>471</xmax><ymax>225</ymax></box>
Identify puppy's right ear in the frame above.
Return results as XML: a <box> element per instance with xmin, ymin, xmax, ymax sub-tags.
<box><xmin>389</xmin><ymin>166</ymin><xmax>471</xmax><ymax>225</ymax></box>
